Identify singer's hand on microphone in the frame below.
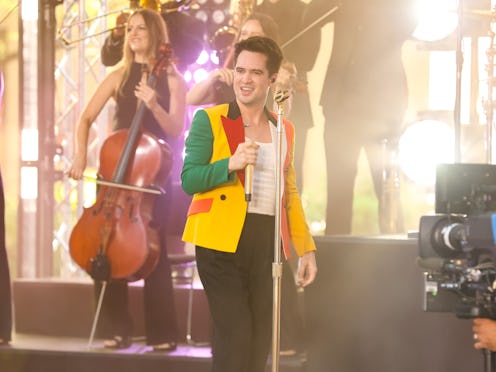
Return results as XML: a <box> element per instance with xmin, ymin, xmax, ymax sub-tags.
<box><xmin>228</xmin><ymin>141</ymin><xmax>259</xmax><ymax>173</ymax></box>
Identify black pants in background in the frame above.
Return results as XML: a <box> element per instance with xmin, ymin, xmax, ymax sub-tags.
<box><xmin>95</xmin><ymin>190</ymin><xmax>178</xmax><ymax>345</ymax></box>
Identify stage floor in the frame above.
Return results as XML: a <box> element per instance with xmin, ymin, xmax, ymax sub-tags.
<box><xmin>4</xmin><ymin>332</ymin><xmax>213</xmax><ymax>356</ymax></box>
<box><xmin>0</xmin><ymin>333</ymin><xmax>306</xmax><ymax>372</ymax></box>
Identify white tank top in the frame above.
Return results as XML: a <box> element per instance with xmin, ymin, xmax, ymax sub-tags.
<box><xmin>247</xmin><ymin>140</ymin><xmax>276</xmax><ymax>216</ymax></box>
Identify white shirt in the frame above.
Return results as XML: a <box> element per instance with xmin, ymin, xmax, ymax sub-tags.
<box><xmin>247</xmin><ymin>140</ymin><xmax>276</xmax><ymax>215</ymax></box>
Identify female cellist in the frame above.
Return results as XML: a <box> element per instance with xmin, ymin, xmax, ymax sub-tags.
<box><xmin>67</xmin><ymin>8</ymin><xmax>186</xmax><ymax>351</ymax></box>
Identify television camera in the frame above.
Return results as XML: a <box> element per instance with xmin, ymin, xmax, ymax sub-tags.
<box><xmin>418</xmin><ymin>164</ymin><xmax>496</xmax><ymax>319</ymax></box>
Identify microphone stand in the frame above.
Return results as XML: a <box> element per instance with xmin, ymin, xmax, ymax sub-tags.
<box><xmin>271</xmin><ymin>90</ymin><xmax>290</xmax><ymax>372</ymax></box>
<box><xmin>88</xmin><ymin>281</ymin><xmax>107</xmax><ymax>349</ymax></box>
<box><xmin>483</xmin><ymin>349</ymin><xmax>496</xmax><ymax>372</ymax></box>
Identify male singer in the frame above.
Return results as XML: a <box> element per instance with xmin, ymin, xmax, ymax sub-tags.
<box><xmin>181</xmin><ymin>36</ymin><xmax>317</xmax><ymax>372</ymax></box>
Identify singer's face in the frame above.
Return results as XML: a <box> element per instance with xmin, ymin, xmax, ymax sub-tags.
<box><xmin>234</xmin><ymin>50</ymin><xmax>271</xmax><ymax>107</ymax></box>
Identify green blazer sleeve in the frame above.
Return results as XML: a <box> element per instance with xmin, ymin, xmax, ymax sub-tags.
<box><xmin>181</xmin><ymin>109</ymin><xmax>235</xmax><ymax>195</ymax></box>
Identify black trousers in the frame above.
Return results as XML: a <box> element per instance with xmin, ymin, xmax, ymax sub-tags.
<box><xmin>0</xmin><ymin>169</ymin><xmax>12</xmax><ymax>342</ymax></box>
<box><xmin>196</xmin><ymin>213</ymin><xmax>275</xmax><ymax>372</ymax></box>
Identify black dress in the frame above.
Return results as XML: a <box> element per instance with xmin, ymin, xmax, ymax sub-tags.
<box><xmin>0</xmin><ymin>168</ymin><xmax>12</xmax><ymax>343</ymax></box>
<box><xmin>96</xmin><ymin>62</ymin><xmax>178</xmax><ymax>345</ymax></box>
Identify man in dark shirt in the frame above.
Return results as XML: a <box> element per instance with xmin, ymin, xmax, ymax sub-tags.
<box><xmin>304</xmin><ymin>0</ymin><xmax>418</xmax><ymax>235</ymax></box>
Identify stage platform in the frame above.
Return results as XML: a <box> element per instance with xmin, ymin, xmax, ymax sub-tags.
<box><xmin>3</xmin><ymin>274</ymin><xmax>306</xmax><ymax>371</ymax></box>
<box><xmin>306</xmin><ymin>235</ymin><xmax>484</xmax><ymax>372</ymax></box>
<box><xmin>0</xmin><ymin>333</ymin><xmax>306</xmax><ymax>372</ymax></box>
<box><xmin>11</xmin><ymin>278</ymin><xmax>212</xmax><ymax>341</ymax></box>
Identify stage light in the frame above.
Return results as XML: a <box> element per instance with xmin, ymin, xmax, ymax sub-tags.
<box><xmin>398</xmin><ymin>119</ymin><xmax>455</xmax><ymax>186</ymax></box>
<box><xmin>413</xmin><ymin>0</ymin><xmax>458</xmax><ymax>42</ymax></box>
<box><xmin>210</xmin><ymin>50</ymin><xmax>219</xmax><ymax>65</ymax></box>
<box><xmin>183</xmin><ymin>70</ymin><xmax>192</xmax><ymax>83</ymax></box>
<box><xmin>21</xmin><ymin>0</ymin><xmax>38</xmax><ymax>21</ymax></box>
<box><xmin>20</xmin><ymin>167</ymin><xmax>38</xmax><ymax>200</ymax></box>
<box><xmin>310</xmin><ymin>220</ymin><xmax>326</xmax><ymax>235</ymax></box>
<box><xmin>21</xmin><ymin>128</ymin><xmax>38</xmax><ymax>162</ymax></box>
<box><xmin>191</xmin><ymin>0</ymin><xmax>231</xmax><ymax>39</ymax></box>
<box><xmin>193</xmin><ymin>68</ymin><xmax>209</xmax><ymax>83</ymax></box>
<box><xmin>184</xmin><ymin>48</ymin><xmax>219</xmax><ymax>88</ymax></box>
<box><xmin>196</xmin><ymin>49</ymin><xmax>210</xmax><ymax>65</ymax></box>
<box><xmin>211</xmin><ymin>9</ymin><xmax>227</xmax><ymax>25</ymax></box>
<box><xmin>195</xmin><ymin>9</ymin><xmax>208</xmax><ymax>23</ymax></box>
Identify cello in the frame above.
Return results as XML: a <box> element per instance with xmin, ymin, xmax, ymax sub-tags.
<box><xmin>69</xmin><ymin>44</ymin><xmax>173</xmax><ymax>283</ymax></box>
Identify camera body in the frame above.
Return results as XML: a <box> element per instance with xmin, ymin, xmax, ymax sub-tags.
<box><xmin>418</xmin><ymin>164</ymin><xmax>496</xmax><ymax>319</ymax></box>
<box><xmin>419</xmin><ymin>214</ymin><xmax>496</xmax><ymax>318</ymax></box>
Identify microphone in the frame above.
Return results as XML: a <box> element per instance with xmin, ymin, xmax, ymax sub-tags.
<box><xmin>245</xmin><ymin>164</ymin><xmax>253</xmax><ymax>202</ymax></box>
<box><xmin>274</xmin><ymin>89</ymin><xmax>290</xmax><ymax>104</ymax></box>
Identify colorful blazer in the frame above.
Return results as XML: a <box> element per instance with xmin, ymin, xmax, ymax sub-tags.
<box><xmin>181</xmin><ymin>101</ymin><xmax>316</xmax><ymax>258</ymax></box>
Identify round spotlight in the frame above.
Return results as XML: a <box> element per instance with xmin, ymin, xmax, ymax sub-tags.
<box><xmin>210</xmin><ymin>51</ymin><xmax>219</xmax><ymax>65</ymax></box>
<box><xmin>183</xmin><ymin>70</ymin><xmax>192</xmax><ymax>83</ymax></box>
<box><xmin>398</xmin><ymin>119</ymin><xmax>455</xmax><ymax>186</ymax></box>
<box><xmin>413</xmin><ymin>0</ymin><xmax>458</xmax><ymax>42</ymax></box>
<box><xmin>193</xmin><ymin>68</ymin><xmax>209</xmax><ymax>83</ymax></box>
<box><xmin>195</xmin><ymin>10</ymin><xmax>208</xmax><ymax>23</ymax></box>
<box><xmin>212</xmin><ymin>9</ymin><xmax>227</xmax><ymax>25</ymax></box>
<box><xmin>196</xmin><ymin>50</ymin><xmax>210</xmax><ymax>65</ymax></box>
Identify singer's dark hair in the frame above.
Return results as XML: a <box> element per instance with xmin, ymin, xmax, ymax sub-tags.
<box><xmin>233</xmin><ymin>36</ymin><xmax>283</xmax><ymax>76</ymax></box>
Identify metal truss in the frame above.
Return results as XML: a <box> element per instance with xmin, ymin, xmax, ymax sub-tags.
<box><xmin>52</xmin><ymin>0</ymin><xmax>110</xmax><ymax>278</ymax></box>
